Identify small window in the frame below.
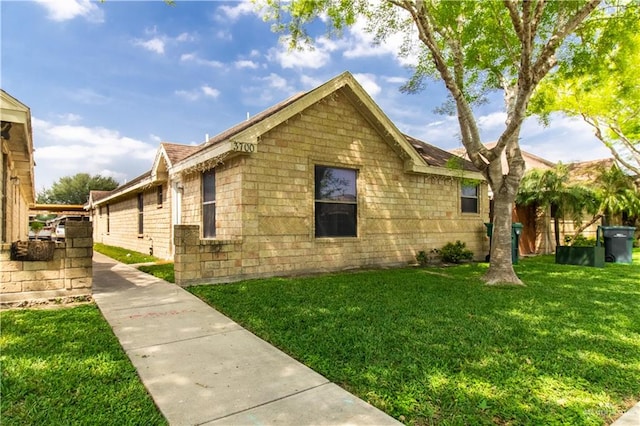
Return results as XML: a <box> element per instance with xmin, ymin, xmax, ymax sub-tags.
<box><xmin>137</xmin><ymin>193</ymin><xmax>144</xmax><ymax>234</ymax></box>
<box><xmin>202</xmin><ymin>169</ymin><xmax>216</xmax><ymax>238</ymax></box>
<box><xmin>461</xmin><ymin>184</ymin><xmax>479</xmax><ymax>213</ymax></box>
<box><xmin>315</xmin><ymin>166</ymin><xmax>357</xmax><ymax>237</ymax></box>
<box><xmin>157</xmin><ymin>185</ymin><xmax>163</xmax><ymax>207</ymax></box>
<box><xmin>106</xmin><ymin>204</ymin><xmax>110</xmax><ymax>234</ymax></box>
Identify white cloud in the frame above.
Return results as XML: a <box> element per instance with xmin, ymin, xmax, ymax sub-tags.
<box><xmin>235</xmin><ymin>60</ymin><xmax>259</xmax><ymax>69</ymax></box>
<box><xmin>176</xmin><ymin>32</ymin><xmax>195</xmax><ymax>42</ymax></box>
<box><xmin>353</xmin><ymin>73</ymin><xmax>381</xmax><ymax>97</ymax></box>
<box><xmin>268</xmin><ymin>36</ymin><xmax>337</xmax><ymax>69</ymax></box>
<box><xmin>32</xmin><ymin>118</ymin><xmax>156</xmax><ymax>189</ymax></box>
<box><xmin>300</xmin><ymin>75</ymin><xmax>323</xmax><ymax>89</ymax></box>
<box><xmin>240</xmin><ymin>73</ymin><xmax>297</xmax><ymax>107</ymax></box>
<box><xmin>201</xmin><ymin>85</ymin><xmax>220</xmax><ymax>99</ymax></box>
<box><xmin>342</xmin><ymin>19</ymin><xmax>419</xmax><ymax>67</ymax></box>
<box><xmin>34</xmin><ymin>0</ymin><xmax>104</xmax><ymax>23</ymax></box>
<box><xmin>135</xmin><ymin>37</ymin><xmax>165</xmax><ymax>55</ymax></box>
<box><xmin>57</xmin><ymin>113</ymin><xmax>82</xmax><ymax>123</ymax></box>
<box><xmin>66</xmin><ymin>88</ymin><xmax>110</xmax><ymax>105</ymax></box>
<box><xmin>520</xmin><ymin>114</ymin><xmax>610</xmax><ymax>163</ymax></box>
<box><xmin>134</xmin><ymin>30</ymin><xmax>195</xmax><ymax>55</ymax></box>
<box><xmin>181</xmin><ymin>52</ymin><xmax>224</xmax><ymax>68</ymax></box>
<box><xmin>175</xmin><ymin>85</ymin><xmax>221</xmax><ymax>101</ymax></box>
<box><xmin>217</xmin><ymin>1</ymin><xmax>263</xmax><ymax>21</ymax></box>
<box><xmin>477</xmin><ymin>111</ymin><xmax>507</xmax><ymax>134</ymax></box>
<box><xmin>261</xmin><ymin>73</ymin><xmax>292</xmax><ymax>91</ymax></box>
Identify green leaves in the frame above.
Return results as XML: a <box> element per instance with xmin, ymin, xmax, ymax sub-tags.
<box><xmin>37</xmin><ymin>173</ymin><xmax>119</xmax><ymax>205</ymax></box>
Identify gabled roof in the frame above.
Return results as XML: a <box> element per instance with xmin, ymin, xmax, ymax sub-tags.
<box><xmin>89</xmin><ymin>72</ymin><xmax>486</xmax><ymax>208</ymax></box>
<box><xmin>162</xmin><ymin>142</ymin><xmax>199</xmax><ymax>165</ymax></box>
<box><xmin>567</xmin><ymin>158</ymin><xmax>616</xmax><ymax>183</ymax></box>
<box><xmin>406</xmin><ymin>135</ymin><xmax>478</xmax><ymax>172</ymax></box>
<box><xmin>172</xmin><ymin>71</ymin><xmax>482</xmax><ymax>179</ymax></box>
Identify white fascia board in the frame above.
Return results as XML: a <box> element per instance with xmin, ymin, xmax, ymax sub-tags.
<box><xmin>91</xmin><ymin>177</ymin><xmax>153</xmax><ymax>207</ymax></box>
<box><xmin>171</xmin><ymin>139</ymin><xmax>257</xmax><ymax>177</ymax></box>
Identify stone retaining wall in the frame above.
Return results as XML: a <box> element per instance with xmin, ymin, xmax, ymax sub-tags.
<box><xmin>1</xmin><ymin>221</ymin><xmax>93</xmax><ymax>307</ymax></box>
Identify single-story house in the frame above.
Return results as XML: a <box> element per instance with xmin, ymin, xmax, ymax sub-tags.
<box><xmin>2</xmin><ymin>90</ymin><xmax>93</xmax><ymax>305</ymax></box>
<box><xmin>86</xmin><ymin>72</ymin><xmax>490</xmax><ymax>285</ymax></box>
<box><xmin>1</xmin><ymin>89</ymin><xmax>35</xmax><ymax>245</ymax></box>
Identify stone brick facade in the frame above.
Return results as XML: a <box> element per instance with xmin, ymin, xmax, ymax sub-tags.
<box><xmin>92</xmin><ymin>183</ymin><xmax>173</xmax><ymax>258</ymax></box>
<box><xmin>1</xmin><ymin>221</ymin><xmax>93</xmax><ymax>307</ymax></box>
<box><xmin>174</xmin><ymin>91</ymin><xmax>489</xmax><ymax>285</ymax></box>
<box><xmin>88</xmin><ymin>72</ymin><xmax>490</xmax><ymax>286</ymax></box>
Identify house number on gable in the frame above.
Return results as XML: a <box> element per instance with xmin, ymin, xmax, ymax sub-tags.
<box><xmin>233</xmin><ymin>142</ymin><xmax>255</xmax><ymax>153</ymax></box>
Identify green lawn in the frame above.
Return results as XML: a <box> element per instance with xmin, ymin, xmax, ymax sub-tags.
<box><xmin>189</xmin><ymin>249</ymin><xmax>640</xmax><ymax>425</ymax></box>
<box><xmin>94</xmin><ymin>242</ymin><xmax>159</xmax><ymax>264</ymax></box>
<box><xmin>0</xmin><ymin>305</ymin><xmax>166</xmax><ymax>425</ymax></box>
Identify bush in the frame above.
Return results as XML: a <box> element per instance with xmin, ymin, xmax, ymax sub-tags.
<box><xmin>565</xmin><ymin>234</ymin><xmax>597</xmax><ymax>247</ymax></box>
<box><xmin>440</xmin><ymin>241</ymin><xmax>473</xmax><ymax>263</ymax></box>
<box><xmin>415</xmin><ymin>249</ymin><xmax>440</xmax><ymax>266</ymax></box>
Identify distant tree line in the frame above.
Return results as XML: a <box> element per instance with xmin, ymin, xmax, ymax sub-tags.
<box><xmin>37</xmin><ymin>173</ymin><xmax>119</xmax><ymax>205</ymax></box>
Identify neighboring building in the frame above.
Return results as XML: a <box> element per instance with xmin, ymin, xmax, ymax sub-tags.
<box><xmin>1</xmin><ymin>89</ymin><xmax>35</xmax><ymax>244</ymax></box>
<box><xmin>87</xmin><ymin>72</ymin><xmax>490</xmax><ymax>285</ymax></box>
<box><xmin>1</xmin><ymin>90</ymin><xmax>93</xmax><ymax>306</ymax></box>
<box><xmin>451</xmin><ymin>144</ymin><xmax>614</xmax><ymax>255</ymax></box>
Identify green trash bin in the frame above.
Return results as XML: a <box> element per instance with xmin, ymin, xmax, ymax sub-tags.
<box><xmin>599</xmin><ymin>226</ymin><xmax>636</xmax><ymax>264</ymax></box>
<box><xmin>485</xmin><ymin>222</ymin><xmax>523</xmax><ymax>264</ymax></box>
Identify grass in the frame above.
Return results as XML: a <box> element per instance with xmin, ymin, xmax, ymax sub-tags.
<box><xmin>189</xmin><ymin>249</ymin><xmax>640</xmax><ymax>425</ymax></box>
<box><xmin>94</xmin><ymin>242</ymin><xmax>159</xmax><ymax>264</ymax></box>
<box><xmin>138</xmin><ymin>263</ymin><xmax>175</xmax><ymax>283</ymax></box>
<box><xmin>0</xmin><ymin>304</ymin><xmax>166</xmax><ymax>425</ymax></box>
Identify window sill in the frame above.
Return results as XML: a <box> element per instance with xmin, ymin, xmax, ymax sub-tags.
<box><xmin>315</xmin><ymin>236</ymin><xmax>359</xmax><ymax>243</ymax></box>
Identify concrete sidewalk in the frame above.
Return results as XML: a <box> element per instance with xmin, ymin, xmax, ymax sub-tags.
<box><xmin>92</xmin><ymin>252</ymin><xmax>401</xmax><ymax>425</ymax></box>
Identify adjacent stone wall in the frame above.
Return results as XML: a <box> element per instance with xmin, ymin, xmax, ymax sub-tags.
<box><xmin>93</xmin><ymin>183</ymin><xmax>173</xmax><ymax>259</ymax></box>
<box><xmin>0</xmin><ymin>221</ymin><xmax>93</xmax><ymax>307</ymax></box>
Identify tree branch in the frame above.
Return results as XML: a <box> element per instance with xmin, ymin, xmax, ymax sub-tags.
<box><xmin>532</xmin><ymin>0</ymin><xmax>602</xmax><ymax>84</ymax></box>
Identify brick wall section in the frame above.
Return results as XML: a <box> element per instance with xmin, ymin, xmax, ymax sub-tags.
<box><xmin>93</xmin><ymin>183</ymin><xmax>173</xmax><ymax>259</ymax></box>
<box><xmin>175</xmin><ymin>93</ymin><xmax>490</xmax><ymax>286</ymax></box>
<box><xmin>0</xmin><ymin>221</ymin><xmax>93</xmax><ymax>306</ymax></box>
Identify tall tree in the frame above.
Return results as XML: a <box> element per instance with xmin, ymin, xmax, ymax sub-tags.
<box><xmin>37</xmin><ymin>173</ymin><xmax>119</xmax><ymax>205</ymax></box>
<box><xmin>530</xmin><ymin>8</ymin><xmax>640</xmax><ymax>178</ymax></box>
<box><xmin>263</xmin><ymin>0</ymin><xmax>618</xmax><ymax>284</ymax></box>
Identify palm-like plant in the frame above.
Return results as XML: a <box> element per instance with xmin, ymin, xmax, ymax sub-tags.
<box><xmin>516</xmin><ymin>164</ymin><xmax>595</xmax><ymax>248</ymax></box>
<box><xmin>572</xmin><ymin>165</ymin><xmax>640</xmax><ymax>237</ymax></box>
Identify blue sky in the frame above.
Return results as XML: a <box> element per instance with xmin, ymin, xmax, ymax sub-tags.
<box><xmin>2</xmin><ymin>0</ymin><xmax>610</xmax><ymax>191</ymax></box>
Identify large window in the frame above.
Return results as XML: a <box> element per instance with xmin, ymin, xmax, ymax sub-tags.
<box><xmin>461</xmin><ymin>183</ymin><xmax>479</xmax><ymax>213</ymax></box>
<box><xmin>137</xmin><ymin>193</ymin><xmax>144</xmax><ymax>234</ymax></box>
<box><xmin>202</xmin><ymin>169</ymin><xmax>216</xmax><ymax>238</ymax></box>
<box><xmin>315</xmin><ymin>166</ymin><xmax>357</xmax><ymax>237</ymax></box>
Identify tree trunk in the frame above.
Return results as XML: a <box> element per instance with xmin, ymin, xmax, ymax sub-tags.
<box><xmin>572</xmin><ymin>212</ymin><xmax>603</xmax><ymax>241</ymax></box>
<box><xmin>553</xmin><ymin>212</ymin><xmax>561</xmax><ymax>247</ymax></box>
<box><xmin>485</xmin><ymin>188</ymin><xmax>524</xmax><ymax>286</ymax></box>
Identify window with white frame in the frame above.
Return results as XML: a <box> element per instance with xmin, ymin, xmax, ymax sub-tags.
<box><xmin>461</xmin><ymin>183</ymin><xmax>479</xmax><ymax>213</ymax></box>
<box><xmin>315</xmin><ymin>165</ymin><xmax>357</xmax><ymax>237</ymax></box>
